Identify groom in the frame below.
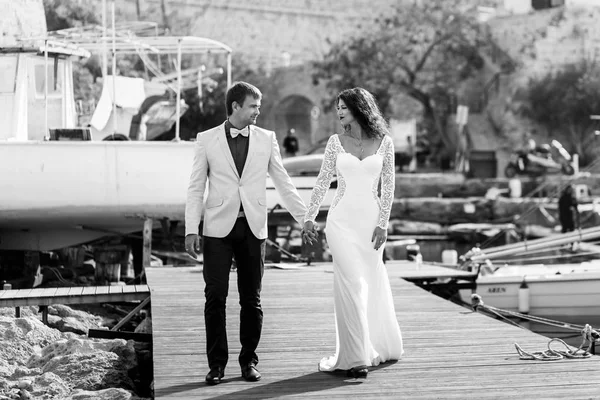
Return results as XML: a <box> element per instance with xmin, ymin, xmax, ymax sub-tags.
<box><xmin>185</xmin><ymin>81</ymin><xmax>312</xmax><ymax>385</ymax></box>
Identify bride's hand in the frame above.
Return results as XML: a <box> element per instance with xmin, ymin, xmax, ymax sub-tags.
<box><xmin>371</xmin><ymin>227</ymin><xmax>387</xmax><ymax>250</ymax></box>
<box><xmin>302</xmin><ymin>221</ymin><xmax>318</xmax><ymax>245</ymax></box>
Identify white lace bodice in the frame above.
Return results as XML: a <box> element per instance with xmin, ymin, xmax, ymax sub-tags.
<box><xmin>304</xmin><ymin>134</ymin><xmax>395</xmax><ymax>229</ymax></box>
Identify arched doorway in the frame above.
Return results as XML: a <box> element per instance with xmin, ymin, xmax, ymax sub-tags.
<box><xmin>275</xmin><ymin>95</ymin><xmax>315</xmax><ymax>155</ymax></box>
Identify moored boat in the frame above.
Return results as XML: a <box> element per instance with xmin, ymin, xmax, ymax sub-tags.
<box><xmin>459</xmin><ymin>260</ymin><xmax>600</xmax><ymax>317</ymax></box>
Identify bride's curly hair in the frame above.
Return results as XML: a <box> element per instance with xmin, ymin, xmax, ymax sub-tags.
<box><xmin>337</xmin><ymin>88</ymin><xmax>389</xmax><ymax>139</ymax></box>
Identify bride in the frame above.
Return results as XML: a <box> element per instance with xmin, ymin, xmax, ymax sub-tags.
<box><xmin>302</xmin><ymin>87</ymin><xmax>403</xmax><ymax>378</ymax></box>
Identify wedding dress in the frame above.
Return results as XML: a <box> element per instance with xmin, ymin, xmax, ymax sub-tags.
<box><xmin>305</xmin><ymin>134</ymin><xmax>404</xmax><ymax>371</ymax></box>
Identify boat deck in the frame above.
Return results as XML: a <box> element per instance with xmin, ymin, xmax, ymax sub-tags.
<box><xmin>146</xmin><ymin>264</ymin><xmax>600</xmax><ymax>399</ymax></box>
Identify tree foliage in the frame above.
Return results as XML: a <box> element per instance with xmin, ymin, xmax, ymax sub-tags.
<box><xmin>44</xmin><ymin>0</ymin><xmax>99</xmax><ymax>31</ymax></box>
<box><xmin>523</xmin><ymin>61</ymin><xmax>600</xmax><ymax>166</ymax></box>
<box><xmin>154</xmin><ymin>54</ymin><xmax>269</xmax><ymax>140</ymax></box>
<box><xmin>313</xmin><ymin>0</ymin><xmax>486</xmax><ymax>154</ymax></box>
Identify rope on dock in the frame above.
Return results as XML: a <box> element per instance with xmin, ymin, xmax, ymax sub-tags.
<box><xmin>515</xmin><ymin>336</ymin><xmax>593</xmax><ymax>361</ymax></box>
<box><xmin>470</xmin><ymin>294</ymin><xmax>599</xmax><ymax>361</ymax></box>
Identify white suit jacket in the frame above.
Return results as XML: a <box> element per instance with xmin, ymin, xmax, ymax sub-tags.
<box><xmin>185</xmin><ymin>122</ymin><xmax>307</xmax><ymax>239</ymax></box>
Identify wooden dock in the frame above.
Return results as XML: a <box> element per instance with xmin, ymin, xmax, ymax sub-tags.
<box><xmin>146</xmin><ymin>263</ymin><xmax>600</xmax><ymax>399</ymax></box>
<box><xmin>0</xmin><ymin>284</ymin><xmax>150</xmax><ymax>308</ymax></box>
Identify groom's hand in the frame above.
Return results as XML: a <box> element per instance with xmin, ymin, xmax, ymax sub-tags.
<box><xmin>302</xmin><ymin>221</ymin><xmax>318</xmax><ymax>245</ymax></box>
<box><xmin>185</xmin><ymin>234</ymin><xmax>202</xmax><ymax>259</ymax></box>
<box><xmin>371</xmin><ymin>227</ymin><xmax>387</xmax><ymax>250</ymax></box>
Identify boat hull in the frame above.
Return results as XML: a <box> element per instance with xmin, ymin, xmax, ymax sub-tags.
<box><xmin>459</xmin><ymin>265</ymin><xmax>600</xmax><ymax>317</ymax></box>
<box><xmin>0</xmin><ymin>141</ymin><xmax>333</xmax><ymax>250</ymax></box>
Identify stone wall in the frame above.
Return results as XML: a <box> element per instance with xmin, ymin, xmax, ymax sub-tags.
<box><xmin>488</xmin><ymin>5</ymin><xmax>600</xmax><ymax>78</ymax></box>
<box><xmin>0</xmin><ymin>0</ymin><xmax>46</xmax><ymax>46</ymax></box>
<box><xmin>131</xmin><ymin>0</ymin><xmax>398</xmax><ymax>71</ymax></box>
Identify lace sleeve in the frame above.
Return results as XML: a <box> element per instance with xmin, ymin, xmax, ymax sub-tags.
<box><xmin>304</xmin><ymin>135</ymin><xmax>339</xmax><ymax>223</ymax></box>
<box><xmin>378</xmin><ymin>136</ymin><xmax>395</xmax><ymax>229</ymax></box>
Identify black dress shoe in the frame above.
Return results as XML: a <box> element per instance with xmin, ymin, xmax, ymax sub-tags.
<box><xmin>205</xmin><ymin>366</ymin><xmax>224</xmax><ymax>385</ymax></box>
<box><xmin>241</xmin><ymin>364</ymin><xmax>261</xmax><ymax>382</ymax></box>
<box><xmin>346</xmin><ymin>366</ymin><xmax>368</xmax><ymax>379</ymax></box>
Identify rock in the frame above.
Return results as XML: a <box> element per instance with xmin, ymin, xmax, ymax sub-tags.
<box><xmin>0</xmin><ymin>307</ymin><xmax>38</xmax><ymax>319</ymax></box>
<box><xmin>47</xmin><ymin>305</ymin><xmax>103</xmax><ymax>334</ymax></box>
<box><xmin>16</xmin><ymin>380</ymin><xmax>31</xmax><ymax>390</ymax></box>
<box><xmin>68</xmin><ymin>388</ymin><xmax>133</xmax><ymax>400</ymax></box>
<box><xmin>391</xmin><ymin>197</ymin><xmax>495</xmax><ymax>224</ymax></box>
<box><xmin>134</xmin><ymin>317</ymin><xmax>152</xmax><ymax>334</ymax></box>
<box><xmin>29</xmin><ymin>372</ymin><xmax>70</xmax><ymax>400</ymax></box>
<box><xmin>0</xmin><ymin>317</ymin><xmax>63</xmax><ymax>366</ymax></box>
<box><xmin>10</xmin><ymin>366</ymin><xmax>40</xmax><ymax>380</ymax></box>
<box><xmin>27</xmin><ymin>338</ymin><xmax>137</xmax><ymax>391</ymax></box>
<box><xmin>51</xmin><ymin>316</ymin><xmax>93</xmax><ymax>335</ymax></box>
<box><xmin>0</xmin><ymin>359</ymin><xmax>15</xmax><ymax>380</ymax></box>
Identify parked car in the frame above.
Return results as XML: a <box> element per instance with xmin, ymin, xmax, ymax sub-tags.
<box><xmin>282</xmin><ymin>154</ymin><xmax>325</xmax><ymax>176</ymax></box>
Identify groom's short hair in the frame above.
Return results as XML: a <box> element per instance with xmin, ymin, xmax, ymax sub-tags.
<box><xmin>226</xmin><ymin>81</ymin><xmax>262</xmax><ymax>115</ymax></box>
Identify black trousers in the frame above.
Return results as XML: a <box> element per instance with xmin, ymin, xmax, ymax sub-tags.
<box><xmin>202</xmin><ymin>217</ymin><xmax>265</xmax><ymax>369</ymax></box>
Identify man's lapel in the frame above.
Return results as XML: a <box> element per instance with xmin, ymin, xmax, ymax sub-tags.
<box><xmin>217</xmin><ymin>123</ymin><xmax>240</xmax><ymax>179</ymax></box>
<box><xmin>240</xmin><ymin>126</ymin><xmax>258</xmax><ymax>180</ymax></box>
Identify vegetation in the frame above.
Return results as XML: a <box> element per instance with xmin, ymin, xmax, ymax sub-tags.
<box><xmin>43</xmin><ymin>0</ymin><xmax>99</xmax><ymax>30</ymax></box>
<box><xmin>312</xmin><ymin>0</ymin><xmax>487</xmax><ymax>159</ymax></box>
<box><xmin>522</xmin><ymin>60</ymin><xmax>600</xmax><ymax>166</ymax></box>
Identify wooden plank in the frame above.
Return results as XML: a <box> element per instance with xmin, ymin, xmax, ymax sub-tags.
<box><xmin>81</xmin><ymin>286</ymin><xmax>97</xmax><ymax>296</ymax></box>
<box><xmin>0</xmin><ymin>285</ymin><xmax>149</xmax><ymax>308</ymax></box>
<box><xmin>145</xmin><ymin>265</ymin><xmax>600</xmax><ymax>399</ymax></box>
<box><xmin>108</xmin><ymin>285</ymin><xmax>125</xmax><ymax>295</ymax></box>
<box><xmin>88</xmin><ymin>328</ymin><xmax>152</xmax><ymax>342</ymax></box>
<box><xmin>134</xmin><ymin>284</ymin><xmax>150</xmax><ymax>293</ymax></box>
<box><xmin>10</xmin><ymin>289</ymin><xmax>35</xmax><ymax>299</ymax></box>
<box><xmin>53</xmin><ymin>287</ymin><xmax>72</xmax><ymax>297</ymax></box>
<box><xmin>95</xmin><ymin>286</ymin><xmax>110</xmax><ymax>295</ymax></box>
<box><xmin>143</xmin><ymin>218</ymin><xmax>153</xmax><ymax>268</ymax></box>
<box><xmin>120</xmin><ymin>285</ymin><xmax>138</xmax><ymax>294</ymax></box>
<box><xmin>66</xmin><ymin>287</ymin><xmax>84</xmax><ymax>296</ymax></box>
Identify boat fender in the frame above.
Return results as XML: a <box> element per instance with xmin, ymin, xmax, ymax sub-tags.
<box><xmin>518</xmin><ymin>279</ymin><xmax>530</xmax><ymax>314</ymax></box>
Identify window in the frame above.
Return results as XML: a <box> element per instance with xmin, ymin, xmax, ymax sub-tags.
<box><xmin>34</xmin><ymin>60</ymin><xmax>63</xmax><ymax>96</ymax></box>
<box><xmin>0</xmin><ymin>56</ymin><xmax>18</xmax><ymax>94</ymax></box>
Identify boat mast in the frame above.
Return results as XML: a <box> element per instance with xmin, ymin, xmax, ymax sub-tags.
<box><xmin>44</xmin><ymin>40</ymin><xmax>49</xmax><ymax>140</ymax></box>
<box><xmin>111</xmin><ymin>0</ymin><xmax>117</xmax><ymax>136</ymax></box>
<box><xmin>102</xmin><ymin>0</ymin><xmax>108</xmax><ymax>79</ymax></box>
<box><xmin>175</xmin><ymin>38</ymin><xmax>181</xmax><ymax>141</ymax></box>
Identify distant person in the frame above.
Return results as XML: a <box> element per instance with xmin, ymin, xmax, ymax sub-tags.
<box><xmin>302</xmin><ymin>87</ymin><xmax>403</xmax><ymax>379</ymax></box>
<box><xmin>516</xmin><ymin>138</ymin><xmax>535</xmax><ymax>171</ymax></box>
<box><xmin>558</xmin><ymin>184</ymin><xmax>579</xmax><ymax>233</ymax></box>
<box><xmin>283</xmin><ymin>128</ymin><xmax>299</xmax><ymax>157</ymax></box>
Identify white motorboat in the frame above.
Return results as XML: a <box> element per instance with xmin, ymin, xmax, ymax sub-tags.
<box><xmin>456</xmin><ymin>228</ymin><xmax>600</xmax><ymax>318</ymax></box>
<box><xmin>0</xmin><ymin>26</ymin><xmax>333</xmax><ymax>251</ymax></box>
<box><xmin>458</xmin><ymin>260</ymin><xmax>600</xmax><ymax>317</ymax></box>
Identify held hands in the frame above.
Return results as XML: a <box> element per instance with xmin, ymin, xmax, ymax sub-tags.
<box><xmin>301</xmin><ymin>221</ymin><xmax>319</xmax><ymax>245</ymax></box>
<box><xmin>185</xmin><ymin>234</ymin><xmax>202</xmax><ymax>259</ymax></box>
<box><xmin>371</xmin><ymin>226</ymin><xmax>387</xmax><ymax>250</ymax></box>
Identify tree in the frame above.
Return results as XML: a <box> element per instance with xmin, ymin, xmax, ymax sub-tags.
<box><xmin>43</xmin><ymin>0</ymin><xmax>99</xmax><ymax>31</ymax></box>
<box><xmin>153</xmin><ymin>54</ymin><xmax>269</xmax><ymax>140</ymax></box>
<box><xmin>313</xmin><ymin>0</ymin><xmax>486</xmax><ymax>158</ymax></box>
<box><xmin>522</xmin><ymin>61</ymin><xmax>600</xmax><ymax>166</ymax></box>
